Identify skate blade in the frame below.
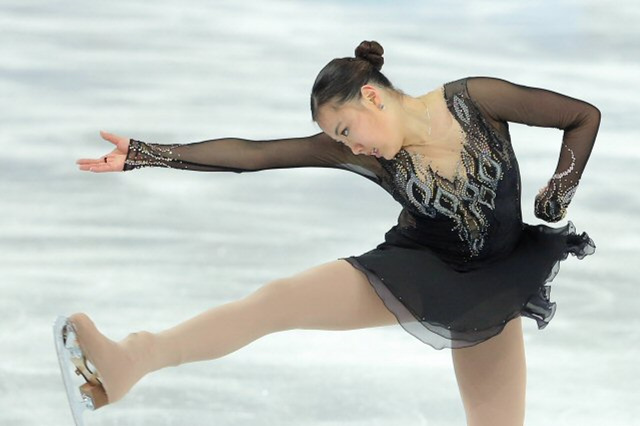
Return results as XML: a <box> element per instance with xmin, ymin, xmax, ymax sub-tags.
<box><xmin>53</xmin><ymin>316</ymin><xmax>108</xmax><ymax>425</ymax></box>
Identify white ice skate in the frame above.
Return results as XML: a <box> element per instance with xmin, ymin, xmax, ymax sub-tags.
<box><xmin>53</xmin><ymin>316</ymin><xmax>109</xmax><ymax>425</ymax></box>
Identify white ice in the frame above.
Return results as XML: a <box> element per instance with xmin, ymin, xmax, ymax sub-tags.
<box><xmin>0</xmin><ymin>0</ymin><xmax>638</xmax><ymax>425</ymax></box>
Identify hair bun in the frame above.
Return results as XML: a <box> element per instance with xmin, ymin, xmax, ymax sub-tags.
<box><xmin>354</xmin><ymin>40</ymin><xmax>384</xmax><ymax>71</ymax></box>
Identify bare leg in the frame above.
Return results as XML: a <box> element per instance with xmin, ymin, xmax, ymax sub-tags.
<box><xmin>68</xmin><ymin>259</ymin><xmax>398</xmax><ymax>405</ymax></box>
<box><xmin>451</xmin><ymin>316</ymin><xmax>527</xmax><ymax>426</ymax></box>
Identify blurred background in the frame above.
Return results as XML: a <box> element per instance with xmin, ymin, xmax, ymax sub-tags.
<box><xmin>1</xmin><ymin>0</ymin><xmax>638</xmax><ymax>425</ymax></box>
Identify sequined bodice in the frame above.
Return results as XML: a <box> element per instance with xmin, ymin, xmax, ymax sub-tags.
<box><xmin>378</xmin><ymin>79</ymin><xmax>523</xmax><ymax>268</ymax></box>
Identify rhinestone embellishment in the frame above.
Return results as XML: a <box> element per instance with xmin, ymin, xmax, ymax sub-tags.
<box><xmin>386</xmin><ymin>83</ymin><xmax>515</xmax><ymax>257</ymax></box>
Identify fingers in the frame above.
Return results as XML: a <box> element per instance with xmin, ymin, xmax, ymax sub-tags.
<box><xmin>76</xmin><ymin>156</ymin><xmax>120</xmax><ymax>172</ymax></box>
<box><xmin>83</xmin><ymin>162</ymin><xmax>114</xmax><ymax>173</ymax></box>
<box><xmin>76</xmin><ymin>156</ymin><xmax>111</xmax><ymax>168</ymax></box>
<box><xmin>99</xmin><ymin>130</ymin><xmax>121</xmax><ymax>145</ymax></box>
<box><xmin>76</xmin><ymin>158</ymin><xmax>107</xmax><ymax>165</ymax></box>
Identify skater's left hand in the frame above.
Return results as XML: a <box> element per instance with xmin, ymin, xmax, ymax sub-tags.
<box><xmin>534</xmin><ymin>178</ymin><xmax>568</xmax><ymax>223</ymax></box>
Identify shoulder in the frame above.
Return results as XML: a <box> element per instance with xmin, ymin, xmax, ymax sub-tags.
<box><xmin>446</xmin><ymin>76</ymin><xmax>525</xmax><ymax>120</ymax></box>
<box><xmin>440</xmin><ymin>76</ymin><xmax>505</xmax><ymax>113</ymax></box>
<box><xmin>443</xmin><ymin>76</ymin><xmax>513</xmax><ymax>136</ymax></box>
<box><xmin>443</xmin><ymin>76</ymin><xmax>516</xmax><ymax>99</ymax></box>
<box><xmin>441</xmin><ymin>76</ymin><xmax>507</xmax><ymax>104</ymax></box>
<box><xmin>448</xmin><ymin>75</ymin><xmax>539</xmax><ymax>91</ymax></box>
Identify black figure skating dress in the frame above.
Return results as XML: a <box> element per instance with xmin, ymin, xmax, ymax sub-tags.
<box><xmin>122</xmin><ymin>76</ymin><xmax>600</xmax><ymax>349</ymax></box>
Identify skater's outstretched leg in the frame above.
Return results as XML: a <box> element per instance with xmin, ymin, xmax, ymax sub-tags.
<box><xmin>65</xmin><ymin>259</ymin><xmax>397</xmax><ymax>407</ymax></box>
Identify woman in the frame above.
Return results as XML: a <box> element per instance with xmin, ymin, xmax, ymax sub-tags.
<box><xmin>54</xmin><ymin>40</ymin><xmax>600</xmax><ymax>426</ymax></box>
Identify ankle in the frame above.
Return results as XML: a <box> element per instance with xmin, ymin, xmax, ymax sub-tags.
<box><xmin>124</xmin><ymin>331</ymin><xmax>183</xmax><ymax>373</ymax></box>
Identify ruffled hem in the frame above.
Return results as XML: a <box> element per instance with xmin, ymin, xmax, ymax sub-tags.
<box><xmin>520</xmin><ymin>220</ymin><xmax>596</xmax><ymax>329</ymax></box>
<box><xmin>341</xmin><ymin>220</ymin><xmax>596</xmax><ymax>350</ymax></box>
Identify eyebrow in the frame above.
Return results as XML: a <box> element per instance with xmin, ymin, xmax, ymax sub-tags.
<box><xmin>334</xmin><ymin>122</ymin><xmax>342</xmax><ymax>136</ymax></box>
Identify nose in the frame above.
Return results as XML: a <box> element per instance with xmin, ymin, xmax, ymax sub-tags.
<box><xmin>349</xmin><ymin>144</ymin><xmax>365</xmax><ymax>155</ymax></box>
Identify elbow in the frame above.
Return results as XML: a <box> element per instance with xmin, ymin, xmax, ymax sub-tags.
<box><xmin>584</xmin><ymin>104</ymin><xmax>602</xmax><ymax>144</ymax></box>
<box><xmin>591</xmin><ymin>105</ymin><xmax>601</xmax><ymax>124</ymax></box>
<box><xmin>585</xmin><ymin>103</ymin><xmax>601</xmax><ymax>127</ymax></box>
<box><xmin>589</xmin><ymin>105</ymin><xmax>602</xmax><ymax>137</ymax></box>
<box><xmin>572</xmin><ymin>102</ymin><xmax>601</xmax><ymax>133</ymax></box>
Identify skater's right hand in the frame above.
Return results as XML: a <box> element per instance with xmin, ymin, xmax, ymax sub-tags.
<box><xmin>76</xmin><ymin>131</ymin><xmax>130</xmax><ymax>173</ymax></box>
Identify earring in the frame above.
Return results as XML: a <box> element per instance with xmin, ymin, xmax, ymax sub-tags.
<box><xmin>379</xmin><ymin>104</ymin><xmax>385</xmax><ymax>110</ymax></box>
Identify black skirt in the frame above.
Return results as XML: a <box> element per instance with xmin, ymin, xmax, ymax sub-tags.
<box><xmin>340</xmin><ymin>220</ymin><xmax>595</xmax><ymax>350</ymax></box>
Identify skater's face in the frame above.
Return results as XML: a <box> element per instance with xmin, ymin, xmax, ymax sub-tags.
<box><xmin>315</xmin><ymin>85</ymin><xmax>402</xmax><ymax>160</ymax></box>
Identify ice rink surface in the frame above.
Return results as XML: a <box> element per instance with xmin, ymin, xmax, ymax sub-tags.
<box><xmin>1</xmin><ymin>0</ymin><xmax>638</xmax><ymax>425</ymax></box>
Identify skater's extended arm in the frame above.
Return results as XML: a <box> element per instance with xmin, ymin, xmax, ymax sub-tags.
<box><xmin>77</xmin><ymin>130</ymin><xmax>384</xmax><ymax>185</ymax></box>
<box><xmin>466</xmin><ymin>76</ymin><xmax>602</xmax><ymax>222</ymax></box>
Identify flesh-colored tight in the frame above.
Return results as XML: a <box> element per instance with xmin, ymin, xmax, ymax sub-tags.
<box><xmin>72</xmin><ymin>259</ymin><xmax>526</xmax><ymax>425</ymax></box>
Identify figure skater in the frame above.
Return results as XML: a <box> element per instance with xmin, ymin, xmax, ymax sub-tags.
<box><xmin>54</xmin><ymin>40</ymin><xmax>600</xmax><ymax>426</ymax></box>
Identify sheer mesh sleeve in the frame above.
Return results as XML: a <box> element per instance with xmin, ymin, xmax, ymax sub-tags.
<box><xmin>123</xmin><ymin>131</ymin><xmax>384</xmax><ymax>185</ymax></box>
<box><xmin>466</xmin><ymin>76</ymin><xmax>602</xmax><ymax>222</ymax></box>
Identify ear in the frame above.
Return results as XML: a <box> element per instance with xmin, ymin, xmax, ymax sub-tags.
<box><xmin>360</xmin><ymin>84</ymin><xmax>382</xmax><ymax>109</ymax></box>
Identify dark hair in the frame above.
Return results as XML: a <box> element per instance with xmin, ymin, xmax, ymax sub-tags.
<box><xmin>310</xmin><ymin>40</ymin><xmax>401</xmax><ymax>122</ymax></box>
